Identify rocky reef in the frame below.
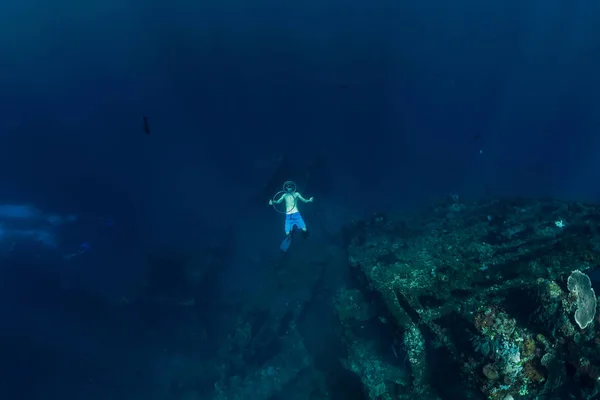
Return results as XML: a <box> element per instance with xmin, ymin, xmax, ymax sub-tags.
<box><xmin>338</xmin><ymin>196</ymin><xmax>600</xmax><ymax>400</ymax></box>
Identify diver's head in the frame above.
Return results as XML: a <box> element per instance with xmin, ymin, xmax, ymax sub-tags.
<box><xmin>283</xmin><ymin>181</ymin><xmax>296</xmax><ymax>192</ymax></box>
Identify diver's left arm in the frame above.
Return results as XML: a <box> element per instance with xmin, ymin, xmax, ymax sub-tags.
<box><xmin>297</xmin><ymin>193</ymin><xmax>314</xmax><ymax>203</ymax></box>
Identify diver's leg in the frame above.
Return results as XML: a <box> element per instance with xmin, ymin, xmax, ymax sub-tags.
<box><xmin>297</xmin><ymin>213</ymin><xmax>307</xmax><ymax>230</ymax></box>
<box><xmin>296</xmin><ymin>214</ymin><xmax>309</xmax><ymax>237</ymax></box>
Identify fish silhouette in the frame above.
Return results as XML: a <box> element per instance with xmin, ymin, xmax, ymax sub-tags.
<box><xmin>143</xmin><ymin>116</ymin><xmax>150</xmax><ymax>135</ymax></box>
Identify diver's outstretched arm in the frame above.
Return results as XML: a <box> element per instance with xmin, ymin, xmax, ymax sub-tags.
<box><xmin>297</xmin><ymin>193</ymin><xmax>314</xmax><ymax>203</ymax></box>
<box><xmin>270</xmin><ymin>193</ymin><xmax>286</xmax><ymax>205</ymax></box>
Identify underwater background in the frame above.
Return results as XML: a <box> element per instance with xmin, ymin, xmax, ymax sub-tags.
<box><xmin>1</xmin><ymin>0</ymin><xmax>600</xmax><ymax>399</ymax></box>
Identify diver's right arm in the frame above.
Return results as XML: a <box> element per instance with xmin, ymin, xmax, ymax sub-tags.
<box><xmin>269</xmin><ymin>194</ymin><xmax>285</xmax><ymax>205</ymax></box>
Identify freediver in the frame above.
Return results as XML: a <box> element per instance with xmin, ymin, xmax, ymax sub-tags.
<box><xmin>269</xmin><ymin>181</ymin><xmax>313</xmax><ymax>251</ymax></box>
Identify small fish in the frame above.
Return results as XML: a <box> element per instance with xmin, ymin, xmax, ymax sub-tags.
<box><xmin>142</xmin><ymin>116</ymin><xmax>150</xmax><ymax>135</ymax></box>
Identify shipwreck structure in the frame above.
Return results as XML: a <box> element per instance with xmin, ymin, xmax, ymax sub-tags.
<box><xmin>338</xmin><ymin>197</ymin><xmax>600</xmax><ymax>399</ymax></box>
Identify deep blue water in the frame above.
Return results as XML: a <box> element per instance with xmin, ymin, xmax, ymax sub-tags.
<box><xmin>1</xmin><ymin>0</ymin><xmax>600</xmax><ymax>398</ymax></box>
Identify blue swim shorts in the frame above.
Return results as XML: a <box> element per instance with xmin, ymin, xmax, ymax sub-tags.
<box><xmin>285</xmin><ymin>212</ymin><xmax>306</xmax><ymax>233</ymax></box>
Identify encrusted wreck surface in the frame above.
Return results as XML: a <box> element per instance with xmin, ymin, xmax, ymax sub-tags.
<box><xmin>339</xmin><ymin>197</ymin><xmax>600</xmax><ymax>400</ymax></box>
